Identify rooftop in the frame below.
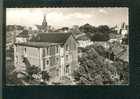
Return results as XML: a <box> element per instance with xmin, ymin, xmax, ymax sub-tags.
<box><xmin>15</xmin><ymin>42</ymin><xmax>61</xmax><ymax>48</ymax></box>
<box><xmin>16</xmin><ymin>30</ymin><xmax>29</xmax><ymax>38</ymax></box>
<box><xmin>30</xmin><ymin>32</ymin><xmax>72</xmax><ymax>44</ymax></box>
<box><xmin>76</xmin><ymin>33</ymin><xmax>90</xmax><ymax>41</ymax></box>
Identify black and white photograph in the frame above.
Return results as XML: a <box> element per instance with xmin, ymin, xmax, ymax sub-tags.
<box><xmin>6</xmin><ymin>8</ymin><xmax>129</xmax><ymax>85</ymax></box>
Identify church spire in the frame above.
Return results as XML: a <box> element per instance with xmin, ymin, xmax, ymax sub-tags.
<box><xmin>42</xmin><ymin>14</ymin><xmax>47</xmax><ymax>26</ymax></box>
<box><xmin>42</xmin><ymin>14</ymin><xmax>48</xmax><ymax>32</ymax></box>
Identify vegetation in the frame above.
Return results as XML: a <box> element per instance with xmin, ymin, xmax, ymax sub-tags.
<box><xmin>6</xmin><ymin>48</ymin><xmax>50</xmax><ymax>85</ymax></box>
<box><xmin>73</xmin><ymin>45</ymin><xmax>128</xmax><ymax>85</ymax></box>
<box><xmin>79</xmin><ymin>24</ymin><xmax>115</xmax><ymax>41</ymax></box>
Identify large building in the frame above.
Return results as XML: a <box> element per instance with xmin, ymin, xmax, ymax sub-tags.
<box><xmin>14</xmin><ymin>33</ymin><xmax>78</xmax><ymax>82</ymax></box>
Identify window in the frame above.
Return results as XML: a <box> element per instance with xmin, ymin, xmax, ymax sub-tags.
<box><xmin>43</xmin><ymin>59</ymin><xmax>50</xmax><ymax>69</ymax></box>
<box><xmin>24</xmin><ymin>48</ymin><xmax>27</xmax><ymax>57</ymax></box>
<box><xmin>56</xmin><ymin>46</ymin><xmax>59</xmax><ymax>53</ymax></box>
<box><xmin>45</xmin><ymin>47</ymin><xmax>49</xmax><ymax>55</ymax></box>
<box><xmin>56</xmin><ymin>57</ymin><xmax>59</xmax><ymax>64</ymax></box>
<box><xmin>66</xmin><ymin>55</ymin><xmax>69</xmax><ymax>61</ymax></box>
<box><xmin>24</xmin><ymin>48</ymin><xmax>26</xmax><ymax>52</ymax></box>
<box><xmin>46</xmin><ymin>60</ymin><xmax>49</xmax><ymax>65</ymax></box>
<box><xmin>66</xmin><ymin>44</ymin><xmax>69</xmax><ymax>51</ymax></box>
<box><xmin>65</xmin><ymin>65</ymin><xmax>70</xmax><ymax>73</ymax></box>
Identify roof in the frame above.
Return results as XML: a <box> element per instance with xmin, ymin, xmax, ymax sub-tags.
<box><xmin>76</xmin><ymin>33</ymin><xmax>90</xmax><ymax>41</ymax></box>
<box><xmin>30</xmin><ymin>33</ymin><xmax>72</xmax><ymax>44</ymax></box>
<box><xmin>15</xmin><ymin>42</ymin><xmax>60</xmax><ymax>48</ymax></box>
<box><xmin>35</xmin><ymin>25</ymin><xmax>42</xmax><ymax>30</ymax></box>
<box><xmin>16</xmin><ymin>30</ymin><xmax>29</xmax><ymax>38</ymax></box>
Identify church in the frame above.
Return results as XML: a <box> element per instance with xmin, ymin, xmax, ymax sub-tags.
<box><xmin>35</xmin><ymin>15</ymin><xmax>49</xmax><ymax>32</ymax></box>
<box><xmin>14</xmin><ymin>15</ymin><xmax>78</xmax><ymax>84</ymax></box>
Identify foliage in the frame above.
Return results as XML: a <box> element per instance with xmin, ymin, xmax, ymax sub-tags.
<box><xmin>42</xmin><ymin>71</ymin><xmax>50</xmax><ymax>81</ymax></box>
<box><xmin>122</xmin><ymin>34</ymin><xmax>128</xmax><ymax>44</ymax></box>
<box><xmin>6</xmin><ymin>72</ymin><xmax>24</xmax><ymax>85</ymax></box>
<box><xmin>79</xmin><ymin>24</ymin><xmax>113</xmax><ymax>41</ymax></box>
<box><xmin>92</xmin><ymin>45</ymin><xmax>107</xmax><ymax>57</ymax></box>
<box><xmin>112</xmin><ymin>61</ymin><xmax>128</xmax><ymax>84</ymax></box>
<box><xmin>26</xmin><ymin>65</ymin><xmax>41</xmax><ymax>77</ymax></box>
<box><xmin>73</xmin><ymin>45</ymin><xmax>128</xmax><ymax>85</ymax></box>
<box><xmin>74</xmin><ymin>46</ymin><xmax>114</xmax><ymax>85</ymax></box>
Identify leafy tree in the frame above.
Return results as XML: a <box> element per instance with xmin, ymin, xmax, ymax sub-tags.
<box><xmin>91</xmin><ymin>32</ymin><xmax>110</xmax><ymax>41</ymax></box>
<box><xmin>97</xmin><ymin>25</ymin><xmax>111</xmax><ymax>34</ymax></box>
<box><xmin>79</xmin><ymin>24</ymin><xmax>112</xmax><ymax>41</ymax></box>
<box><xmin>42</xmin><ymin>70</ymin><xmax>50</xmax><ymax>81</ymax></box>
<box><xmin>73</xmin><ymin>45</ymin><xmax>115</xmax><ymax>85</ymax></box>
<box><xmin>26</xmin><ymin>65</ymin><xmax>41</xmax><ymax>78</ymax></box>
<box><xmin>73</xmin><ymin>44</ymin><xmax>127</xmax><ymax>85</ymax></box>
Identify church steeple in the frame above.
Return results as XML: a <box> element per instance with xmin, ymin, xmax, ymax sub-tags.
<box><xmin>41</xmin><ymin>14</ymin><xmax>48</xmax><ymax>32</ymax></box>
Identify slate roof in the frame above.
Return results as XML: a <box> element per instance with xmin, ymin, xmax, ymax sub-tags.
<box><xmin>31</xmin><ymin>33</ymin><xmax>72</xmax><ymax>44</ymax></box>
<box><xmin>16</xmin><ymin>30</ymin><xmax>29</xmax><ymax>38</ymax></box>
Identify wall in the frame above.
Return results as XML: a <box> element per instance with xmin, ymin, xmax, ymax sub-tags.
<box><xmin>14</xmin><ymin>45</ymin><xmax>41</xmax><ymax>71</ymax></box>
<box><xmin>63</xmin><ymin>35</ymin><xmax>78</xmax><ymax>77</ymax></box>
<box><xmin>43</xmin><ymin>45</ymin><xmax>61</xmax><ymax>81</ymax></box>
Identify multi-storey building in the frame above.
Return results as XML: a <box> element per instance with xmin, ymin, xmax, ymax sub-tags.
<box><xmin>14</xmin><ymin>33</ymin><xmax>78</xmax><ymax>82</ymax></box>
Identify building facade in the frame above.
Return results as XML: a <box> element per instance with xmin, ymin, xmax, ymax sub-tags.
<box><xmin>14</xmin><ymin>33</ymin><xmax>78</xmax><ymax>82</ymax></box>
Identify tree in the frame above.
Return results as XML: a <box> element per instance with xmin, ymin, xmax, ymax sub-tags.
<box><xmin>79</xmin><ymin>24</ymin><xmax>96</xmax><ymax>37</ymax></box>
<box><xmin>91</xmin><ymin>32</ymin><xmax>110</xmax><ymax>41</ymax></box>
<box><xmin>79</xmin><ymin>24</ymin><xmax>112</xmax><ymax>41</ymax></box>
<box><xmin>73</xmin><ymin>45</ymin><xmax>117</xmax><ymax>85</ymax></box>
<box><xmin>97</xmin><ymin>25</ymin><xmax>111</xmax><ymax>34</ymax></box>
<box><xmin>42</xmin><ymin>71</ymin><xmax>50</xmax><ymax>81</ymax></box>
<box><xmin>26</xmin><ymin>65</ymin><xmax>41</xmax><ymax>78</ymax></box>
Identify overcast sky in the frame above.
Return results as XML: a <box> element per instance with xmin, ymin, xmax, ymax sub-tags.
<box><xmin>6</xmin><ymin>8</ymin><xmax>128</xmax><ymax>29</ymax></box>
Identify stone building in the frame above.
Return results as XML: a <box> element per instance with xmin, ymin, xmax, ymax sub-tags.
<box><xmin>14</xmin><ymin>33</ymin><xmax>78</xmax><ymax>82</ymax></box>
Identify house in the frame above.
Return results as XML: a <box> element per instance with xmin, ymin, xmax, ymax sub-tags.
<box><xmin>16</xmin><ymin>30</ymin><xmax>30</xmax><ymax>43</ymax></box>
<box><xmin>76</xmin><ymin>33</ymin><xmax>93</xmax><ymax>48</ymax></box>
<box><xmin>14</xmin><ymin>33</ymin><xmax>78</xmax><ymax>82</ymax></box>
<box><xmin>94</xmin><ymin>41</ymin><xmax>110</xmax><ymax>49</ymax></box>
<box><xmin>119</xmin><ymin>22</ymin><xmax>128</xmax><ymax>37</ymax></box>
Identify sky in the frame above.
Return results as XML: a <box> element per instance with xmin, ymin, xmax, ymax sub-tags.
<box><xmin>6</xmin><ymin>8</ymin><xmax>128</xmax><ymax>29</ymax></box>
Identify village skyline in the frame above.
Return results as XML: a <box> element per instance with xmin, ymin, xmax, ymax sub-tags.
<box><xmin>6</xmin><ymin>8</ymin><xmax>128</xmax><ymax>29</ymax></box>
<box><xmin>6</xmin><ymin>8</ymin><xmax>129</xmax><ymax>85</ymax></box>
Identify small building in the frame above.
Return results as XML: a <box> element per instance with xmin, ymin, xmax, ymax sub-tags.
<box><xmin>94</xmin><ymin>41</ymin><xmax>110</xmax><ymax>49</ymax></box>
<box><xmin>76</xmin><ymin>33</ymin><xmax>93</xmax><ymax>48</ymax></box>
<box><xmin>119</xmin><ymin>22</ymin><xmax>128</xmax><ymax>38</ymax></box>
<box><xmin>16</xmin><ymin>30</ymin><xmax>29</xmax><ymax>43</ymax></box>
<box><xmin>14</xmin><ymin>33</ymin><xmax>78</xmax><ymax>82</ymax></box>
